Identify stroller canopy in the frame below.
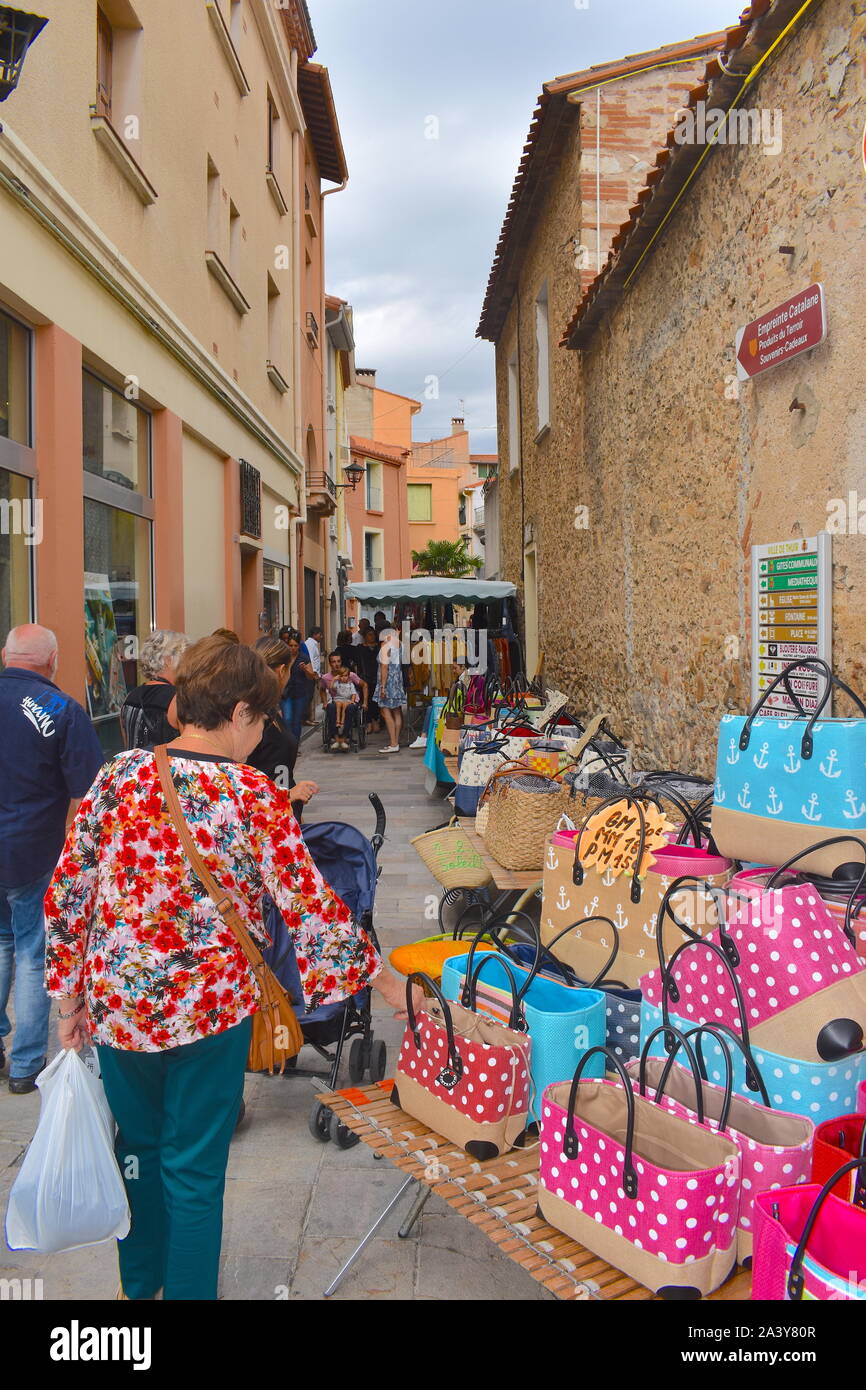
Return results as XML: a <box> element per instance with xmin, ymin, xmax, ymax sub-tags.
<box><xmin>302</xmin><ymin>820</ymin><xmax>378</xmax><ymax>922</ymax></box>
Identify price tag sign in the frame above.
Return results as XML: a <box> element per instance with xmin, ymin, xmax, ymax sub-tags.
<box><xmin>578</xmin><ymin>800</ymin><xmax>673</xmax><ymax>879</ymax></box>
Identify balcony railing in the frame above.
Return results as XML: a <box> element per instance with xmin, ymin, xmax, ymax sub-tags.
<box><xmin>306</xmin><ymin>471</ymin><xmax>337</xmax><ymax>501</ymax></box>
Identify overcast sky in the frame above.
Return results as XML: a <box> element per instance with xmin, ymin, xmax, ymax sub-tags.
<box><xmin>312</xmin><ymin>0</ymin><xmax>736</xmax><ymax>451</ymax></box>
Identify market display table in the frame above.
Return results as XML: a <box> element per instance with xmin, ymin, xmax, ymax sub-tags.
<box><xmin>317</xmin><ymin>1080</ymin><xmax>753</xmax><ymax>1302</ymax></box>
<box><xmin>457</xmin><ymin>817</ymin><xmax>543</xmax><ymax>892</ymax></box>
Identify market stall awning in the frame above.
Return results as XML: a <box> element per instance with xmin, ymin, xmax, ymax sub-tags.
<box><xmin>344</xmin><ymin>578</ymin><xmax>517</xmax><ymax>605</ymax></box>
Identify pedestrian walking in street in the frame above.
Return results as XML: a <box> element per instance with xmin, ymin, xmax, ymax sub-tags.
<box><xmin>376</xmin><ymin>627</ymin><xmax>405</xmax><ymax>753</ymax></box>
<box><xmin>302</xmin><ymin>625</ymin><xmax>323</xmax><ymax>726</ymax></box>
<box><xmin>44</xmin><ymin>636</ymin><xmax>416</xmax><ymax>1300</ymax></box>
<box><xmin>279</xmin><ymin>631</ymin><xmax>317</xmax><ymax>740</ymax></box>
<box><xmin>119</xmin><ymin>630</ymin><xmax>190</xmax><ymax>749</ymax></box>
<box><xmin>351</xmin><ymin>617</ymin><xmax>372</xmax><ymax>646</ymax></box>
<box><xmin>249</xmin><ymin>636</ymin><xmax>318</xmax><ymax>820</ymax></box>
<box><xmin>0</xmin><ymin>624</ymin><xmax>103</xmax><ymax>1092</ymax></box>
<box><xmin>356</xmin><ymin>627</ymin><xmax>382</xmax><ymax>733</ymax></box>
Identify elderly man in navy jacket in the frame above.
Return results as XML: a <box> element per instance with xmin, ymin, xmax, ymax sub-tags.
<box><xmin>0</xmin><ymin>625</ymin><xmax>103</xmax><ymax>1092</ymax></box>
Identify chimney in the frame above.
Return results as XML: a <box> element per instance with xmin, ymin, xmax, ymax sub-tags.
<box><xmin>451</xmin><ymin>416</ymin><xmax>466</xmax><ymax>433</ymax></box>
<box><xmin>356</xmin><ymin>368</ymin><xmax>377</xmax><ymax>386</ymax></box>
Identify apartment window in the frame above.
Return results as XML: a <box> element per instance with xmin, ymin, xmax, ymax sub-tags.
<box><xmin>267</xmin><ymin>92</ymin><xmax>279</xmax><ymax>172</ymax></box>
<box><xmin>408</xmin><ymin>483</ymin><xmax>433</xmax><ymax>523</ymax></box>
<box><xmin>82</xmin><ymin>371</ymin><xmax>153</xmax><ymax>748</ymax></box>
<box><xmin>228</xmin><ymin>0</ymin><xmax>242</xmax><ymax>44</ymax></box>
<box><xmin>363</xmin><ymin>530</ymin><xmax>383</xmax><ymax>583</ymax></box>
<box><xmin>365</xmin><ymin>460</ymin><xmax>383</xmax><ymax>512</ymax></box>
<box><xmin>535</xmin><ymin>283</ymin><xmax>550</xmax><ymax>435</ymax></box>
<box><xmin>266</xmin><ymin>273</ymin><xmax>289</xmax><ymax>391</ymax></box>
<box><xmin>507</xmin><ymin>354</ymin><xmax>521</xmax><ymax>472</ymax></box>
<box><xmin>96</xmin><ymin>6</ymin><xmax>113</xmax><ymax>119</ymax></box>
<box><xmin>207</xmin><ymin>157</ymin><xmax>221</xmax><ymax>250</ymax></box>
<box><xmin>229</xmin><ymin>200</ymin><xmax>241</xmax><ymax>280</ymax></box>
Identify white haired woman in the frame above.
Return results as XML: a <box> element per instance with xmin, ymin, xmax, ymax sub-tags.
<box><xmin>120</xmin><ymin>630</ymin><xmax>190</xmax><ymax>750</ymax></box>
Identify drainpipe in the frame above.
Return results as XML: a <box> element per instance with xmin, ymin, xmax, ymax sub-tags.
<box><xmin>292</xmin><ymin>117</ymin><xmax>305</xmax><ymax>630</ymax></box>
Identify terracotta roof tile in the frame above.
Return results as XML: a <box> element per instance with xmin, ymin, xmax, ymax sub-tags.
<box><xmin>350</xmin><ymin>437</ymin><xmax>410</xmax><ymax>466</ymax></box>
<box><xmin>298</xmin><ymin>62</ymin><xmax>348</xmax><ymax>185</ymax></box>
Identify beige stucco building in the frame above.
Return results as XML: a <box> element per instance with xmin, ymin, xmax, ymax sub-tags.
<box><xmin>0</xmin><ymin>0</ymin><xmax>345</xmax><ymax>748</ymax></box>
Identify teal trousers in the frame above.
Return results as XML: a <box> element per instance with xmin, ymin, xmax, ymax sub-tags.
<box><xmin>96</xmin><ymin>1017</ymin><xmax>251</xmax><ymax>1300</ymax></box>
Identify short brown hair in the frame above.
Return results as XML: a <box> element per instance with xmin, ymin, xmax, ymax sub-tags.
<box><xmin>175</xmin><ymin>637</ymin><xmax>279</xmax><ymax>729</ymax></box>
<box><xmin>254</xmin><ymin>635</ymin><xmax>293</xmax><ymax>669</ymax></box>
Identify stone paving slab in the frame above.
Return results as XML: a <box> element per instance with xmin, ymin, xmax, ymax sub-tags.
<box><xmin>0</xmin><ymin>727</ymin><xmax>546</xmax><ymax>1299</ymax></box>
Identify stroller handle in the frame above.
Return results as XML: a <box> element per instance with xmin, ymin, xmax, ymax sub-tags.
<box><xmin>369</xmin><ymin>792</ymin><xmax>386</xmax><ymax>858</ymax></box>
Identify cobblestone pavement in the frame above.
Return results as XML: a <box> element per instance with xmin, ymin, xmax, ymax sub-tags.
<box><xmin>0</xmin><ymin>721</ymin><xmax>550</xmax><ymax>1301</ymax></box>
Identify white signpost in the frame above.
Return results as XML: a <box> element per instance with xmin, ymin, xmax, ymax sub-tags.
<box><xmin>750</xmin><ymin>534</ymin><xmax>832</xmax><ymax>717</ymax></box>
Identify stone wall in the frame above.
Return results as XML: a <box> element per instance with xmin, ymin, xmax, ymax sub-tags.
<box><xmin>496</xmin><ymin>0</ymin><xmax>866</xmax><ymax>772</ymax></box>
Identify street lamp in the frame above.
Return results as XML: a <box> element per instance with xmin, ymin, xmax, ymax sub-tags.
<box><xmin>337</xmin><ymin>460</ymin><xmax>365</xmax><ymax>491</ymax></box>
<box><xmin>0</xmin><ymin>6</ymin><xmax>47</xmax><ymax>102</ymax></box>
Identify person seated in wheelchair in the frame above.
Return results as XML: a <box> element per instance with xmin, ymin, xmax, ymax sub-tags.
<box><xmin>320</xmin><ymin>651</ymin><xmax>367</xmax><ymax>749</ymax></box>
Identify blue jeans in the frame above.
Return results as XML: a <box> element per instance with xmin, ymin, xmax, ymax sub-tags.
<box><xmin>0</xmin><ymin>871</ymin><xmax>53</xmax><ymax>1078</ymax></box>
<box><xmin>281</xmin><ymin>695</ymin><xmax>307</xmax><ymax>741</ymax></box>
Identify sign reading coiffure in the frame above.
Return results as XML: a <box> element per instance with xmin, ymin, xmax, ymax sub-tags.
<box><xmin>735</xmin><ymin>284</ymin><xmax>827</xmax><ymax>380</ymax></box>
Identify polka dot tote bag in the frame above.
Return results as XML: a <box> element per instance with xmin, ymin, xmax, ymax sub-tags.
<box><xmin>640</xmin><ymin>934</ymin><xmax>866</xmax><ymax>1125</ymax></box>
<box><xmin>392</xmin><ymin>969</ymin><xmax>531</xmax><ymax>1162</ymax></box>
<box><xmin>626</xmin><ymin>1023</ymin><xmax>814</xmax><ymax>1265</ymax></box>
<box><xmin>538</xmin><ymin>1045</ymin><xmax>741</xmax><ymax>1298</ymax></box>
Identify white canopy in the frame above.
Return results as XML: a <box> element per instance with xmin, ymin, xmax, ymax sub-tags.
<box><xmin>344</xmin><ymin>577</ymin><xmax>516</xmax><ymax>605</ymax></box>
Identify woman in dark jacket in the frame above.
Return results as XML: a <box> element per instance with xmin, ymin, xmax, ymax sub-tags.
<box><xmin>248</xmin><ymin>637</ymin><xmax>318</xmax><ymax>820</ymax></box>
<box><xmin>120</xmin><ymin>630</ymin><xmax>189</xmax><ymax>749</ymax></box>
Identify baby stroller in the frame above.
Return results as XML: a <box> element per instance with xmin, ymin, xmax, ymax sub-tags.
<box><xmin>262</xmin><ymin>793</ymin><xmax>386</xmax><ymax>1149</ymax></box>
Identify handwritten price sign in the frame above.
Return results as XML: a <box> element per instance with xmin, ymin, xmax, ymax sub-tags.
<box><xmin>578</xmin><ymin>800</ymin><xmax>673</xmax><ymax>879</ymax></box>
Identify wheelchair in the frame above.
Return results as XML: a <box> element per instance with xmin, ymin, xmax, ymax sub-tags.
<box><xmin>321</xmin><ymin>699</ymin><xmax>368</xmax><ymax>753</ymax></box>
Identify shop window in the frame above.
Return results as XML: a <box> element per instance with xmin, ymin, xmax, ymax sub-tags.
<box><xmin>0</xmin><ymin>469</ymin><xmax>34</xmax><ymax>639</ymax></box>
<box><xmin>535</xmin><ymin>283</ymin><xmax>550</xmax><ymax>435</ymax></box>
<box><xmin>83</xmin><ymin>371</ymin><xmax>150</xmax><ymax>495</ymax></box>
<box><xmin>84</xmin><ymin>498</ymin><xmax>152</xmax><ymax>746</ymax></box>
<box><xmin>408</xmin><ymin>483</ymin><xmax>432</xmax><ymax>523</ymax></box>
<box><xmin>0</xmin><ymin>309</ymin><xmax>31</xmax><ymax>446</ymax></box>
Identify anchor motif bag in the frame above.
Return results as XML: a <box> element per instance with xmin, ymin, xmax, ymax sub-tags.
<box><xmin>392</xmin><ymin>969</ymin><xmax>531</xmax><ymax>1161</ymax></box>
<box><xmin>541</xmin><ymin>794</ymin><xmax>732</xmax><ymax>988</ymax></box>
<box><xmin>712</xmin><ymin>658</ymin><xmax>866</xmax><ymax>875</ymax></box>
<box><xmin>538</xmin><ymin>1046</ymin><xmax>741</xmax><ymax>1298</ymax></box>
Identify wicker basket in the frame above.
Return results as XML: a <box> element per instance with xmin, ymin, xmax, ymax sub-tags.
<box><xmin>482</xmin><ymin>768</ymin><xmax>588</xmax><ymax>872</ymax></box>
<box><xmin>411</xmin><ymin>819</ymin><xmax>492</xmax><ymax>889</ymax></box>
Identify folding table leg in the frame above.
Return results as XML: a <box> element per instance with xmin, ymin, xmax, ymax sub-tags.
<box><xmin>323</xmin><ymin>1175</ymin><xmax>420</xmax><ymax>1298</ymax></box>
<box><xmin>397</xmin><ymin>1183</ymin><xmax>432</xmax><ymax>1238</ymax></box>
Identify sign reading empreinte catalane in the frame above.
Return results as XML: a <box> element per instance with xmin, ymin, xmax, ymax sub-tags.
<box><xmin>735</xmin><ymin>284</ymin><xmax>827</xmax><ymax>380</ymax></box>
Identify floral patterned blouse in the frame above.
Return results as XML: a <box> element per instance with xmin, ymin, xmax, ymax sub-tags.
<box><xmin>43</xmin><ymin>749</ymin><xmax>382</xmax><ymax>1051</ymax></box>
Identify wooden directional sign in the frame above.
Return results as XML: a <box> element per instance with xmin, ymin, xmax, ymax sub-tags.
<box><xmin>736</xmin><ymin>284</ymin><xmax>827</xmax><ymax>380</ymax></box>
<box><xmin>751</xmin><ymin>535</ymin><xmax>831</xmax><ymax>718</ymax></box>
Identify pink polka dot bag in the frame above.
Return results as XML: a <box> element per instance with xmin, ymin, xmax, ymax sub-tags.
<box><xmin>626</xmin><ymin>1023</ymin><xmax>814</xmax><ymax>1264</ymax></box>
<box><xmin>392</xmin><ymin>968</ymin><xmax>532</xmax><ymax>1162</ymax></box>
<box><xmin>538</xmin><ymin>1045</ymin><xmax>741</xmax><ymax>1298</ymax></box>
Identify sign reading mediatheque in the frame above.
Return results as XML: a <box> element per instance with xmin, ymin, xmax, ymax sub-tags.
<box><xmin>735</xmin><ymin>284</ymin><xmax>827</xmax><ymax>380</ymax></box>
<box><xmin>750</xmin><ymin>534</ymin><xmax>832</xmax><ymax>717</ymax></box>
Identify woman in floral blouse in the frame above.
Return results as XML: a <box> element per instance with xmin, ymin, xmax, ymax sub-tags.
<box><xmin>45</xmin><ymin>636</ymin><xmax>415</xmax><ymax>1301</ymax></box>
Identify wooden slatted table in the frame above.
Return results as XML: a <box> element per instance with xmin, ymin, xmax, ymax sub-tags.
<box><xmin>318</xmin><ymin>1080</ymin><xmax>753</xmax><ymax>1302</ymax></box>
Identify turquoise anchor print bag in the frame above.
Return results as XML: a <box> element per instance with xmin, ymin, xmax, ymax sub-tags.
<box><xmin>712</xmin><ymin>659</ymin><xmax>866</xmax><ymax>876</ymax></box>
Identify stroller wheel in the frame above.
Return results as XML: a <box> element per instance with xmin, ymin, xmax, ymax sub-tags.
<box><xmin>348</xmin><ymin>1035</ymin><xmax>370</xmax><ymax>1083</ymax></box>
<box><xmin>368</xmin><ymin>1038</ymin><xmax>387</xmax><ymax>1082</ymax></box>
<box><xmin>329</xmin><ymin>1112</ymin><xmax>360</xmax><ymax>1149</ymax></box>
<box><xmin>308</xmin><ymin>1101</ymin><xmax>332</xmax><ymax>1143</ymax></box>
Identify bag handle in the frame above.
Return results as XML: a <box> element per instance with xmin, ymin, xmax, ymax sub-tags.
<box><xmin>655</xmin><ymin>875</ymin><xmax>739</xmax><ymax>979</ymax></box>
<box><xmin>739</xmin><ymin>658</ymin><xmax>866</xmax><ymax>760</ymax></box>
<box><xmin>660</xmin><ymin>935</ymin><xmax>763</xmax><ymax>1093</ymax></box>
<box><xmin>562</xmin><ymin>1046</ymin><xmax>639</xmax><ymax>1199</ymax></box>
<box><xmin>542</xmin><ymin>915</ymin><xmax>622</xmax><ymax>991</ymax></box>
<box><xmin>765</xmin><ymin>836</ymin><xmax>866</xmax><ymax>948</ymax></box>
<box><xmin>465</xmin><ymin>950</ymin><xmax>527</xmax><ymax>1032</ymax></box>
<box><xmin>579</xmin><ymin>740</ymin><xmax>631</xmax><ymax>785</ymax></box>
<box><xmin>786</xmin><ymin>1158</ymin><xmax>866</xmax><ymax>1300</ymax></box>
<box><xmin>638</xmin><ymin>1024</ymin><xmax>707</xmax><ymax>1127</ymax></box>
<box><xmin>686</xmin><ymin>1022</ymin><xmax>770</xmax><ymax>1112</ymax></box>
<box><xmin>460</xmin><ymin>911</ymin><xmax>540</xmax><ymax>1008</ymax></box>
<box><xmin>572</xmin><ymin>793</ymin><xmax>650</xmax><ymax>906</ymax></box>
<box><xmin>406</xmin><ymin>971</ymin><xmax>464</xmax><ymax>1089</ymax></box>
<box><xmin>630</xmin><ymin>781</ymin><xmax>705</xmax><ymax>848</ymax></box>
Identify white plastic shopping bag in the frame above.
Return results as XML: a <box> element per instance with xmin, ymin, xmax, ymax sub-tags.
<box><xmin>5</xmin><ymin>1049</ymin><xmax>130</xmax><ymax>1253</ymax></box>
